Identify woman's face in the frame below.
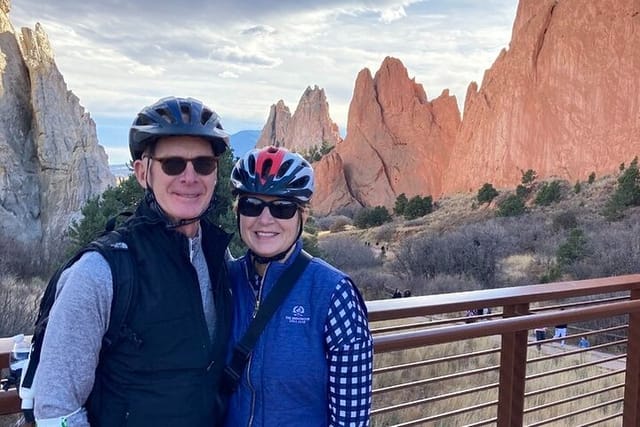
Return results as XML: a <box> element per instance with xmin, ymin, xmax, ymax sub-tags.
<box><xmin>238</xmin><ymin>194</ymin><xmax>303</xmax><ymax>258</ymax></box>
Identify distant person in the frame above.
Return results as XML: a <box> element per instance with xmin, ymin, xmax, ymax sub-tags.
<box><xmin>578</xmin><ymin>336</ymin><xmax>590</xmax><ymax>348</ymax></box>
<box><xmin>32</xmin><ymin>96</ymin><xmax>233</xmax><ymax>426</ymax></box>
<box><xmin>225</xmin><ymin>146</ymin><xmax>373</xmax><ymax>426</ymax></box>
<box><xmin>534</xmin><ymin>327</ymin><xmax>547</xmax><ymax>350</ymax></box>
<box><xmin>554</xmin><ymin>323</ymin><xmax>568</xmax><ymax>346</ymax></box>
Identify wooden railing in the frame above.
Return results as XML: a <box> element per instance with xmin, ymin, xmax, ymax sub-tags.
<box><xmin>3</xmin><ymin>274</ymin><xmax>640</xmax><ymax>425</ymax></box>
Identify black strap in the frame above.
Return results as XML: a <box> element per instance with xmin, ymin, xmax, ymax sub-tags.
<box><xmin>222</xmin><ymin>250</ymin><xmax>312</xmax><ymax>393</ymax></box>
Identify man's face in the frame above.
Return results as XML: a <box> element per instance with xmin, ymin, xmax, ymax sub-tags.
<box><xmin>134</xmin><ymin>136</ymin><xmax>217</xmax><ymax>227</ymax></box>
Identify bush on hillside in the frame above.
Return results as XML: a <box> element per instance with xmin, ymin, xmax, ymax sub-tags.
<box><xmin>534</xmin><ymin>180</ymin><xmax>563</xmax><ymax>206</ymax></box>
<box><xmin>556</xmin><ymin>228</ymin><xmax>588</xmax><ymax>266</ymax></box>
<box><xmin>394</xmin><ymin>193</ymin><xmax>409</xmax><ymax>216</ymax></box>
<box><xmin>588</xmin><ymin>172</ymin><xmax>596</xmax><ymax>184</ymax></box>
<box><xmin>552</xmin><ymin>211</ymin><xmax>578</xmax><ymax>231</ymax></box>
<box><xmin>603</xmin><ymin>157</ymin><xmax>640</xmax><ymax>221</ymax></box>
<box><xmin>354</xmin><ymin>206</ymin><xmax>392</xmax><ymax>229</ymax></box>
<box><xmin>497</xmin><ymin>195</ymin><xmax>526</xmax><ymax>217</ymax></box>
<box><xmin>477</xmin><ymin>183</ymin><xmax>499</xmax><ymax>205</ymax></box>
<box><xmin>404</xmin><ymin>195</ymin><xmax>433</xmax><ymax>220</ymax></box>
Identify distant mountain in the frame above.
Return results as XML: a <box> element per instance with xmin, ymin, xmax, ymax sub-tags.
<box><xmin>230</xmin><ymin>130</ymin><xmax>260</xmax><ymax>158</ymax></box>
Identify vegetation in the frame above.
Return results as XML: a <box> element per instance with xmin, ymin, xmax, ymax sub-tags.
<box><xmin>393</xmin><ymin>193</ymin><xmax>409</xmax><ymax>216</ymax></box>
<box><xmin>354</xmin><ymin>206</ymin><xmax>392</xmax><ymax>229</ymax></box>
<box><xmin>300</xmin><ymin>141</ymin><xmax>334</xmax><ymax>163</ymax></box>
<box><xmin>403</xmin><ymin>195</ymin><xmax>433</xmax><ymax>220</ymax></box>
<box><xmin>603</xmin><ymin>156</ymin><xmax>640</xmax><ymax>220</ymax></box>
<box><xmin>477</xmin><ymin>183</ymin><xmax>499</xmax><ymax>204</ymax></box>
<box><xmin>534</xmin><ymin>180</ymin><xmax>562</xmax><ymax>205</ymax></box>
<box><xmin>497</xmin><ymin>194</ymin><xmax>526</xmax><ymax>217</ymax></box>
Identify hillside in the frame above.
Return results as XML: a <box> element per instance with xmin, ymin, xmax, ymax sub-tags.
<box><xmin>316</xmin><ymin>170</ymin><xmax>638</xmax><ymax>299</ymax></box>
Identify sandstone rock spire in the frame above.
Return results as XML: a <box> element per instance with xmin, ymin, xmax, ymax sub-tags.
<box><xmin>0</xmin><ymin>7</ymin><xmax>114</xmax><ymax>263</ymax></box>
<box><xmin>312</xmin><ymin>56</ymin><xmax>460</xmax><ymax>215</ymax></box>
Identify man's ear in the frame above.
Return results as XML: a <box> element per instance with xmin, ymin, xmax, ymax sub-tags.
<box><xmin>133</xmin><ymin>159</ymin><xmax>149</xmax><ymax>189</ymax></box>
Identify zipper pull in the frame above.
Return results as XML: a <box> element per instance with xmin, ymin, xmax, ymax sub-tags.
<box><xmin>252</xmin><ymin>299</ymin><xmax>260</xmax><ymax>318</ymax></box>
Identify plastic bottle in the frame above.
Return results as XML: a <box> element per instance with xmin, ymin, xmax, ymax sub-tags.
<box><xmin>9</xmin><ymin>334</ymin><xmax>30</xmax><ymax>388</ymax></box>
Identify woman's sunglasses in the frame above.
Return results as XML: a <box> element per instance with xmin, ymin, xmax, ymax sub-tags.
<box><xmin>238</xmin><ymin>197</ymin><xmax>300</xmax><ymax>220</ymax></box>
<box><xmin>150</xmin><ymin>156</ymin><xmax>218</xmax><ymax>176</ymax></box>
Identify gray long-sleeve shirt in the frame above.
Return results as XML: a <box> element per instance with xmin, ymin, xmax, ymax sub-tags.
<box><xmin>33</xmin><ymin>234</ymin><xmax>214</xmax><ymax>426</ymax></box>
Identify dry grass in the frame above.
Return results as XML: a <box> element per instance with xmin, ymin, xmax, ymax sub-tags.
<box><xmin>372</xmin><ymin>334</ymin><xmax>624</xmax><ymax>426</ymax></box>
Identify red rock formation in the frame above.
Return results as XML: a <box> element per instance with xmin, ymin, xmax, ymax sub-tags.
<box><xmin>313</xmin><ymin>56</ymin><xmax>460</xmax><ymax>214</ymax></box>
<box><xmin>256</xmin><ymin>100</ymin><xmax>290</xmax><ymax>148</ymax></box>
<box><xmin>443</xmin><ymin>0</ymin><xmax>640</xmax><ymax>194</ymax></box>
<box><xmin>311</xmin><ymin>150</ymin><xmax>361</xmax><ymax>215</ymax></box>
<box><xmin>284</xmin><ymin>85</ymin><xmax>342</xmax><ymax>152</ymax></box>
<box><xmin>256</xmin><ymin>86</ymin><xmax>342</xmax><ymax>153</ymax></box>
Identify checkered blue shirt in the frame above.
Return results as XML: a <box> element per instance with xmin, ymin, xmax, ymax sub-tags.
<box><xmin>325</xmin><ymin>278</ymin><xmax>373</xmax><ymax>427</ymax></box>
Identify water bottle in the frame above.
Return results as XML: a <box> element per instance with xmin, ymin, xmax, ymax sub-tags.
<box><xmin>9</xmin><ymin>334</ymin><xmax>30</xmax><ymax>389</ymax></box>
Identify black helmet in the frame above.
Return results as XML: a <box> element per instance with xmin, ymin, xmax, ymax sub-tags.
<box><xmin>230</xmin><ymin>146</ymin><xmax>315</xmax><ymax>203</ymax></box>
<box><xmin>129</xmin><ymin>96</ymin><xmax>230</xmax><ymax>160</ymax></box>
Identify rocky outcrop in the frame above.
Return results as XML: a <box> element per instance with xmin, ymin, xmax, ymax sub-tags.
<box><xmin>0</xmin><ymin>4</ymin><xmax>114</xmax><ymax>262</ymax></box>
<box><xmin>257</xmin><ymin>86</ymin><xmax>342</xmax><ymax>153</ymax></box>
<box><xmin>312</xmin><ymin>57</ymin><xmax>460</xmax><ymax>215</ymax></box>
<box><xmin>311</xmin><ymin>151</ymin><xmax>361</xmax><ymax>215</ymax></box>
<box><xmin>442</xmin><ymin>0</ymin><xmax>640</xmax><ymax>194</ymax></box>
<box><xmin>256</xmin><ymin>100</ymin><xmax>290</xmax><ymax>148</ymax></box>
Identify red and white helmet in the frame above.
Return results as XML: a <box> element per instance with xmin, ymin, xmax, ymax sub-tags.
<box><xmin>231</xmin><ymin>146</ymin><xmax>314</xmax><ymax>203</ymax></box>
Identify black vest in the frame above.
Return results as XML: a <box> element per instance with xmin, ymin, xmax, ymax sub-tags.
<box><xmin>87</xmin><ymin>202</ymin><xmax>232</xmax><ymax>426</ymax></box>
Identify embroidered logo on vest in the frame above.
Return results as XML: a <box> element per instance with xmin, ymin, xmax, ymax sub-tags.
<box><xmin>286</xmin><ymin>305</ymin><xmax>311</xmax><ymax>324</ymax></box>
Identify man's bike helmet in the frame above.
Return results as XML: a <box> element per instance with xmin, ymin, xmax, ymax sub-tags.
<box><xmin>129</xmin><ymin>96</ymin><xmax>229</xmax><ymax>160</ymax></box>
<box><xmin>230</xmin><ymin>146</ymin><xmax>315</xmax><ymax>203</ymax></box>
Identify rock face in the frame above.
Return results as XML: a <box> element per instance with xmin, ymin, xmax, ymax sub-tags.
<box><xmin>442</xmin><ymin>0</ymin><xmax>640</xmax><ymax>194</ymax></box>
<box><xmin>257</xmin><ymin>86</ymin><xmax>342</xmax><ymax>153</ymax></box>
<box><xmin>0</xmin><ymin>6</ymin><xmax>114</xmax><ymax>262</ymax></box>
<box><xmin>312</xmin><ymin>57</ymin><xmax>460</xmax><ymax>215</ymax></box>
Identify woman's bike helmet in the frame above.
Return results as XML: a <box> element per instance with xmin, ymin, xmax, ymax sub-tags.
<box><xmin>230</xmin><ymin>146</ymin><xmax>314</xmax><ymax>203</ymax></box>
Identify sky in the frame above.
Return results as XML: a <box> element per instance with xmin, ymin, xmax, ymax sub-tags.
<box><xmin>9</xmin><ymin>0</ymin><xmax>518</xmax><ymax>165</ymax></box>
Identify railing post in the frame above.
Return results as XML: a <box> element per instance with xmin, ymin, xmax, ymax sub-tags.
<box><xmin>623</xmin><ymin>289</ymin><xmax>640</xmax><ymax>426</ymax></box>
<box><xmin>497</xmin><ymin>303</ymin><xmax>529</xmax><ymax>427</ymax></box>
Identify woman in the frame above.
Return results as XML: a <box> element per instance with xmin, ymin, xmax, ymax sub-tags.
<box><xmin>224</xmin><ymin>146</ymin><xmax>373</xmax><ymax>427</ymax></box>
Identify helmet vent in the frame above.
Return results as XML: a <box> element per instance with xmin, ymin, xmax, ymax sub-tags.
<box><xmin>156</xmin><ymin>108</ymin><xmax>175</xmax><ymax>124</ymax></box>
<box><xmin>201</xmin><ymin>109</ymin><xmax>213</xmax><ymax>125</ymax></box>
<box><xmin>247</xmin><ymin>156</ymin><xmax>256</xmax><ymax>175</ymax></box>
<box><xmin>291</xmin><ymin>176</ymin><xmax>310</xmax><ymax>189</ymax></box>
<box><xmin>277</xmin><ymin>160</ymin><xmax>293</xmax><ymax>178</ymax></box>
<box><xmin>261</xmin><ymin>159</ymin><xmax>274</xmax><ymax>177</ymax></box>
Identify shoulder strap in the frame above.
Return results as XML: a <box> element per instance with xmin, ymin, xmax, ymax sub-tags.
<box><xmin>89</xmin><ymin>230</ymin><xmax>136</xmax><ymax>350</ymax></box>
<box><xmin>221</xmin><ymin>250</ymin><xmax>312</xmax><ymax>394</ymax></box>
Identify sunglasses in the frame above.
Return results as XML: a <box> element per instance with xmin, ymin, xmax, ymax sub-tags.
<box><xmin>238</xmin><ymin>197</ymin><xmax>300</xmax><ymax>220</ymax></box>
<box><xmin>150</xmin><ymin>156</ymin><xmax>218</xmax><ymax>176</ymax></box>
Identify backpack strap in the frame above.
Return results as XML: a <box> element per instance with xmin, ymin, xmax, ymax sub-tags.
<box><xmin>221</xmin><ymin>250</ymin><xmax>312</xmax><ymax>394</ymax></box>
<box><xmin>89</xmin><ymin>230</ymin><xmax>136</xmax><ymax>350</ymax></box>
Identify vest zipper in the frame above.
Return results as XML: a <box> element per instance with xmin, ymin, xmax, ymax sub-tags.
<box><xmin>246</xmin><ymin>262</ymin><xmax>269</xmax><ymax>427</ymax></box>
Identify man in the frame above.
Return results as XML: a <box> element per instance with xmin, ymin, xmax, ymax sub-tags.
<box><xmin>33</xmin><ymin>96</ymin><xmax>233</xmax><ymax>426</ymax></box>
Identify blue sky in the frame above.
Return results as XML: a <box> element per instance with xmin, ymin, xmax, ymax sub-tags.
<box><xmin>9</xmin><ymin>0</ymin><xmax>518</xmax><ymax>164</ymax></box>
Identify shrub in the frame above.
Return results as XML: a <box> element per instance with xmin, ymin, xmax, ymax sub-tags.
<box><xmin>556</xmin><ymin>228</ymin><xmax>588</xmax><ymax>267</ymax></box>
<box><xmin>329</xmin><ymin>216</ymin><xmax>353</xmax><ymax>233</ymax></box>
<box><xmin>497</xmin><ymin>195</ymin><xmax>526</xmax><ymax>217</ymax></box>
<box><xmin>521</xmin><ymin>169</ymin><xmax>537</xmax><ymax>186</ymax></box>
<box><xmin>477</xmin><ymin>183</ymin><xmax>499</xmax><ymax>205</ymax></box>
<box><xmin>574</xmin><ymin>181</ymin><xmax>581</xmax><ymax>194</ymax></box>
<box><xmin>534</xmin><ymin>180</ymin><xmax>562</xmax><ymax>206</ymax></box>
<box><xmin>603</xmin><ymin>157</ymin><xmax>640</xmax><ymax>220</ymax></box>
<box><xmin>318</xmin><ymin>235</ymin><xmax>382</xmax><ymax>273</ymax></box>
<box><xmin>588</xmin><ymin>172</ymin><xmax>596</xmax><ymax>184</ymax></box>
<box><xmin>354</xmin><ymin>206</ymin><xmax>392</xmax><ymax>229</ymax></box>
<box><xmin>515</xmin><ymin>184</ymin><xmax>529</xmax><ymax>199</ymax></box>
<box><xmin>0</xmin><ymin>274</ymin><xmax>43</xmax><ymax>337</ymax></box>
<box><xmin>394</xmin><ymin>193</ymin><xmax>409</xmax><ymax>216</ymax></box>
<box><xmin>404</xmin><ymin>195</ymin><xmax>433</xmax><ymax>220</ymax></box>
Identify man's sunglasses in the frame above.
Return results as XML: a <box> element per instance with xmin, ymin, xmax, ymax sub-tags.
<box><xmin>238</xmin><ymin>197</ymin><xmax>300</xmax><ymax>220</ymax></box>
<box><xmin>150</xmin><ymin>156</ymin><xmax>218</xmax><ymax>176</ymax></box>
